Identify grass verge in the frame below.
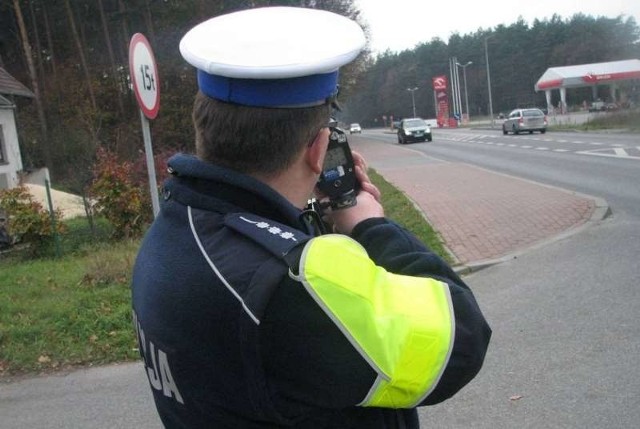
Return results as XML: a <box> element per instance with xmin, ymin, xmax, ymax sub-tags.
<box><xmin>550</xmin><ymin>109</ymin><xmax>640</xmax><ymax>132</ymax></box>
<box><xmin>0</xmin><ymin>240</ymin><xmax>140</xmax><ymax>378</ymax></box>
<box><xmin>0</xmin><ymin>174</ymin><xmax>450</xmax><ymax>378</ymax></box>
<box><xmin>369</xmin><ymin>169</ymin><xmax>453</xmax><ymax>264</ymax></box>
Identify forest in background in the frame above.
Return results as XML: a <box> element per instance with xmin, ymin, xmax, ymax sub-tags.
<box><xmin>346</xmin><ymin>13</ymin><xmax>640</xmax><ymax>127</ymax></box>
<box><xmin>1</xmin><ymin>1</ymin><xmax>639</xmax><ymax>190</ymax></box>
<box><xmin>0</xmin><ymin>0</ymin><xmax>368</xmax><ymax>189</ymax></box>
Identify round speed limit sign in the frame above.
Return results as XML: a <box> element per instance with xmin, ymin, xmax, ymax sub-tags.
<box><xmin>129</xmin><ymin>33</ymin><xmax>160</xmax><ymax>119</ymax></box>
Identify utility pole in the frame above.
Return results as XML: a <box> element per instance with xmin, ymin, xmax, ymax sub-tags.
<box><xmin>407</xmin><ymin>87</ymin><xmax>418</xmax><ymax>117</ymax></box>
<box><xmin>485</xmin><ymin>35</ymin><xmax>495</xmax><ymax>127</ymax></box>
<box><xmin>456</xmin><ymin>61</ymin><xmax>472</xmax><ymax>123</ymax></box>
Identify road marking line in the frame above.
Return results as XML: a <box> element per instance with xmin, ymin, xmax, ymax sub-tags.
<box><xmin>535</xmin><ymin>147</ymin><xmax>550</xmax><ymax>150</ymax></box>
<box><xmin>613</xmin><ymin>148</ymin><xmax>628</xmax><ymax>156</ymax></box>
<box><xmin>521</xmin><ymin>145</ymin><xmax>533</xmax><ymax>148</ymax></box>
<box><xmin>508</xmin><ymin>144</ymin><xmax>518</xmax><ymax>147</ymax></box>
<box><xmin>578</xmin><ymin>152</ymin><xmax>640</xmax><ymax>160</ymax></box>
<box><xmin>553</xmin><ymin>149</ymin><xmax>570</xmax><ymax>152</ymax></box>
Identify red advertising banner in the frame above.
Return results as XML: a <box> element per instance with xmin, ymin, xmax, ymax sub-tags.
<box><xmin>432</xmin><ymin>75</ymin><xmax>449</xmax><ymax>127</ymax></box>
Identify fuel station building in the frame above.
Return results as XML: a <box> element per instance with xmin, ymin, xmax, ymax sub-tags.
<box><xmin>535</xmin><ymin>59</ymin><xmax>640</xmax><ymax>114</ymax></box>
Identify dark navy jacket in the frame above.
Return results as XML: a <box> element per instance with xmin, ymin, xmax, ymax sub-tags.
<box><xmin>132</xmin><ymin>154</ymin><xmax>491</xmax><ymax>428</ymax></box>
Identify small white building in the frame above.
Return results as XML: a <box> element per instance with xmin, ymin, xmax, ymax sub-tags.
<box><xmin>0</xmin><ymin>67</ymin><xmax>34</xmax><ymax>189</ymax></box>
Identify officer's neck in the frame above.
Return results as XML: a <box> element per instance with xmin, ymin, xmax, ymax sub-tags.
<box><xmin>251</xmin><ymin>160</ymin><xmax>318</xmax><ymax>210</ymax></box>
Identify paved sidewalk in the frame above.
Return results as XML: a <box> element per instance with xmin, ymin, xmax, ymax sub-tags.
<box><xmin>351</xmin><ymin>137</ymin><xmax>609</xmax><ymax>271</ymax></box>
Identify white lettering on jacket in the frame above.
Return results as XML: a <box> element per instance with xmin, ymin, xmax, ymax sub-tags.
<box><xmin>133</xmin><ymin>311</ymin><xmax>185</xmax><ymax>404</ymax></box>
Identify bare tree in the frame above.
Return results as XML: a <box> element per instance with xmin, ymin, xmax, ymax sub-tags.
<box><xmin>12</xmin><ymin>0</ymin><xmax>52</xmax><ymax>171</ymax></box>
<box><xmin>63</xmin><ymin>0</ymin><xmax>97</xmax><ymax>111</ymax></box>
<box><xmin>27</xmin><ymin>0</ymin><xmax>45</xmax><ymax>91</ymax></box>
<box><xmin>98</xmin><ymin>0</ymin><xmax>125</xmax><ymax>118</ymax></box>
<box><xmin>143</xmin><ymin>0</ymin><xmax>156</xmax><ymax>43</ymax></box>
<box><xmin>41</xmin><ymin>1</ymin><xmax>58</xmax><ymax>83</ymax></box>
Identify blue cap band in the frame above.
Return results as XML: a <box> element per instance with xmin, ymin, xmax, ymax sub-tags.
<box><xmin>197</xmin><ymin>69</ymin><xmax>339</xmax><ymax>108</ymax></box>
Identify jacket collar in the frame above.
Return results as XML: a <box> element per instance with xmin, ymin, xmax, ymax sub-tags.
<box><xmin>165</xmin><ymin>154</ymin><xmax>304</xmax><ymax>228</ymax></box>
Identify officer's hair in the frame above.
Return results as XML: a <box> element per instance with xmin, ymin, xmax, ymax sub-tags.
<box><xmin>193</xmin><ymin>92</ymin><xmax>331</xmax><ymax>176</ymax></box>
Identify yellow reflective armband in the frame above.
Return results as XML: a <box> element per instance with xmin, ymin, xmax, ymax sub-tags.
<box><xmin>294</xmin><ymin>234</ymin><xmax>454</xmax><ymax>408</ymax></box>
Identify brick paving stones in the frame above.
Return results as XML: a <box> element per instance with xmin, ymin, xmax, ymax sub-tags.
<box><xmin>351</xmin><ymin>138</ymin><xmax>599</xmax><ymax>267</ymax></box>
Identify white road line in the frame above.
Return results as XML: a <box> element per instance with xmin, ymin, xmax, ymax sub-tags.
<box><xmin>521</xmin><ymin>145</ymin><xmax>533</xmax><ymax>148</ymax></box>
<box><xmin>508</xmin><ymin>144</ymin><xmax>518</xmax><ymax>147</ymax></box>
<box><xmin>535</xmin><ymin>147</ymin><xmax>550</xmax><ymax>150</ymax></box>
<box><xmin>613</xmin><ymin>148</ymin><xmax>628</xmax><ymax>156</ymax></box>
<box><xmin>553</xmin><ymin>149</ymin><xmax>570</xmax><ymax>152</ymax></box>
<box><xmin>577</xmin><ymin>150</ymin><xmax>640</xmax><ymax>160</ymax></box>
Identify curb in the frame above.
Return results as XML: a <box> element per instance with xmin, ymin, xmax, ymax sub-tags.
<box><xmin>452</xmin><ymin>194</ymin><xmax>611</xmax><ymax>275</ymax></box>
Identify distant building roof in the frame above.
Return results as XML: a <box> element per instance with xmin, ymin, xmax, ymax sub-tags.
<box><xmin>535</xmin><ymin>59</ymin><xmax>640</xmax><ymax>92</ymax></box>
<box><xmin>0</xmin><ymin>67</ymin><xmax>34</xmax><ymax>98</ymax></box>
<box><xmin>0</xmin><ymin>94</ymin><xmax>14</xmax><ymax>107</ymax></box>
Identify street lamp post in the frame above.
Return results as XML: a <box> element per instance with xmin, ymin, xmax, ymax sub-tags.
<box><xmin>456</xmin><ymin>61</ymin><xmax>472</xmax><ymax>122</ymax></box>
<box><xmin>484</xmin><ymin>35</ymin><xmax>495</xmax><ymax>127</ymax></box>
<box><xmin>407</xmin><ymin>87</ymin><xmax>418</xmax><ymax>117</ymax></box>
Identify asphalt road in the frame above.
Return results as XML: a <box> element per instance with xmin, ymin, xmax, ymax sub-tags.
<box><xmin>0</xmin><ymin>363</ymin><xmax>162</xmax><ymax>429</ymax></box>
<box><xmin>389</xmin><ymin>127</ymin><xmax>640</xmax><ymax>428</ymax></box>
<box><xmin>1</xmin><ymin>126</ymin><xmax>638</xmax><ymax>428</ymax></box>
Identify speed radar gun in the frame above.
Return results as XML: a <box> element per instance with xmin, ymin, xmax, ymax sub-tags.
<box><xmin>316</xmin><ymin>119</ymin><xmax>359</xmax><ymax>211</ymax></box>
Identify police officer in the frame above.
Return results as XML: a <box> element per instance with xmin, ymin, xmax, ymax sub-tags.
<box><xmin>132</xmin><ymin>6</ymin><xmax>491</xmax><ymax>428</ymax></box>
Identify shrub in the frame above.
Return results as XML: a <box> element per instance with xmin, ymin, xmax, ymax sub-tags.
<box><xmin>0</xmin><ymin>185</ymin><xmax>66</xmax><ymax>254</ymax></box>
<box><xmin>89</xmin><ymin>147</ymin><xmax>151</xmax><ymax>239</ymax></box>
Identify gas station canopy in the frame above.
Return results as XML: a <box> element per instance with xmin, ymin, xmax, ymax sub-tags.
<box><xmin>535</xmin><ymin>59</ymin><xmax>640</xmax><ymax>92</ymax></box>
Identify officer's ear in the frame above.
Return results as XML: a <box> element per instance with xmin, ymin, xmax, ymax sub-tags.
<box><xmin>306</xmin><ymin>127</ymin><xmax>329</xmax><ymax>174</ymax></box>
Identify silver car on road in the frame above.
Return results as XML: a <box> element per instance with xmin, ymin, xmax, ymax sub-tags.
<box><xmin>502</xmin><ymin>108</ymin><xmax>547</xmax><ymax>135</ymax></box>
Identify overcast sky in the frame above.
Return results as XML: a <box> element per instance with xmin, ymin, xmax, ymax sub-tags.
<box><xmin>354</xmin><ymin>0</ymin><xmax>640</xmax><ymax>54</ymax></box>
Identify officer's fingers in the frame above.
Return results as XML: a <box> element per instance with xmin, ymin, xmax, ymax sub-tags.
<box><xmin>355</xmin><ymin>164</ymin><xmax>370</xmax><ymax>182</ymax></box>
<box><xmin>355</xmin><ymin>166</ymin><xmax>380</xmax><ymax>199</ymax></box>
<box><xmin>351</xmin><ymin>151</ymin><xmax>368</xmax><ymax>171</ymax></box>
<box><xmin>360</xmin><ymin>180</ymin><xmax>381</xmax><ymax>202</ymax></box>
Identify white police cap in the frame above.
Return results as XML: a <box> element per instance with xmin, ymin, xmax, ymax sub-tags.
<box><xmin>179</xmin><ymin>7</ymin><xmax>366</xmax><ymax>108</ymax></box>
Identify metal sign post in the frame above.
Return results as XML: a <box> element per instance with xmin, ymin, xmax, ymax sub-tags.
<box><xmin>129</xmin><ymin>33</ymin><xmax>160</xmax><ymax>217</ymax></box>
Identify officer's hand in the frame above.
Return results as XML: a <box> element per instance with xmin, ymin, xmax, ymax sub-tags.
<box><xmin>352</xmin><ymin>151</ymin><xmax>381</xmax><ymax>203</ymax></box>
<box><xmin>329</xmin><ymin>189</ymin><xmax>384</xmax><ymax>235</ymax></box>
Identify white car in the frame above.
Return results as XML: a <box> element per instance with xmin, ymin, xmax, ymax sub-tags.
<box><xmin>349</xmin><ymin>123</ymin><xmax>362</xmax><ymax>134</ymax></box>
<box><xmin>502</xmin><ymin>108</ymin><xmax>547</xmax><ymax>135</ymax></box>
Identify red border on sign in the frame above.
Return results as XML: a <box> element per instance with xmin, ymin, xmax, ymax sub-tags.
<box><xmin>129</xmin><ymin>33</ymin><xmax>160</xmax><ymax>119</ymax></box>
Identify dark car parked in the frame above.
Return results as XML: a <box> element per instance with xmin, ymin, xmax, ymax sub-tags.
<box><xmin>397</xmin><ymin>118</ymin><xmax>432</xmax><ymax>144</ymax></box>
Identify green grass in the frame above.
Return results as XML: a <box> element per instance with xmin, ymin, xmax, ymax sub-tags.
<box><xmin>0</xmin><ymin>175</ymin><xmax>450</xmax><ymax>377</ymax></box>
<box><xmin>550</xmin><ymin>109</ymin><xmax>640</xmax><ymax>132</ymax></box>
<box><xmin>369</xmin><ymin>169</ymin><xmax>453</xmax><ymax>264</ymax></box>
<box><xmin>0</xmin><ymin>240</ymin><xmax>140</xmax><ymax>377</ymax></box>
